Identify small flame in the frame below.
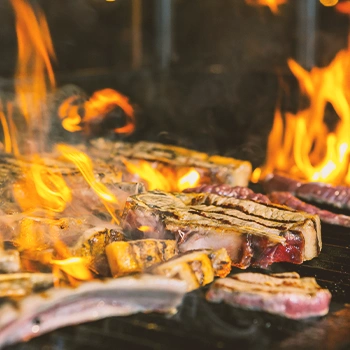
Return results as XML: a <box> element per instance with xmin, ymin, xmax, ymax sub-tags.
<box><xmin>59</xmin><ymin>89</ymin><xmax>135</xmax><ymax>135</ymax></box>
<box><xmin>57</xmin><ymin>144</ymin><xmax>120</xmax><ymax>223</ymax></box>
<box><xmin>51</xmin><ymin>257</ymin><xmax>93</xmax><ymax>281</ymax></box>
<box><xmin>245</xmin><ymin>0</ymin><xmax>287</xmax><ymax>14</ymax></box>
<box><xmin>257</xmin><ymin>49</ymin><xmax>350</xmax><ymax>185</ymax></box>
<box><xmin>13</xmin><ymin>156</ymin><xmax>72</xmax><ymax>213</ymax></box>
<box><xmin>177</xmin><ymin>169</ymin><xmax>200</xmax><ymax>191</ymax></box>
<box><xmin>138</xmin><ymin>225</ymin><xmax>152</xmax><ymax>232</ymax></box>
<box><xmin>123</xmin><ymin>160</ymin><xmax>200</xmax><ymax>192</ymax></box>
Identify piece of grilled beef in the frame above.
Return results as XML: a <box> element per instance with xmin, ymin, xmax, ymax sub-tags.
<box><xmin>206</xmin><ymin>272</ymin><xmax>331</xmax><ymax>319</ymax></box>
<box><xmin>186</xmin><ymin>184</ymin><xmax>350</xmax><ymax>227</ymax></box>
<box><xmin>106</xmin><ymin>239</ymin><xmax>178</xmax><ymax>277</ymax></box>
<box><xmin>149</xmin><ymin>248</ymin><xmax>231</xmax><ymax>291</ymax></box>
<box><xmin>88</xmin><ymin>139</ymin><xmax>252</xmax><ymax>188</ymax></box>
<box><xmin>122</xmin><ymin>191</ymin><xmax>321</xmax><ymax>268</ymax></box>
<box><xmin>264</xmin><ymin>173</ymin><xmax>350</xmax><ymax>210</ymax></box>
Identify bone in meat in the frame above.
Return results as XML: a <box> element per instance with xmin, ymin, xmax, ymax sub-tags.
<box><xmin>122</xmin><ymin>190</ymin><xmax>321</xmax><ymax>268</ymax></box>
<box><xmin>206</xmin><ymin>272</ymin><xmax>331</xmax><ymax>319</ymax></box>
<box><xmin>0</xmin><ymin>274</ymin><xmax>187</xmax><ymax>349</ymax></box>
<box><xmin>0</xmin><ymin>250</ymin><xmax>20</xmax><ymax>273</ymax></box>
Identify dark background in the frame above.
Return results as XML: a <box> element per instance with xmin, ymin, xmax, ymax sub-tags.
<box><xmin>0</xmin><ymin>0</ymin><xmax>348</xmax><ymax>167</ymax></box>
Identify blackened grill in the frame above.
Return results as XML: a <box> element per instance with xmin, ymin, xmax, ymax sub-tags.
<box><xmin>5</xmin><ymin>193</ymin><xmax>350</xmax><ymax>350</ymax></box>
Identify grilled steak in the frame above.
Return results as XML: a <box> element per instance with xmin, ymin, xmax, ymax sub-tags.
<box><xmin>206</xmin><ymin>272</ymin><xmax>331</xmax><ymax>319</ymax></box>
<box><xmin>122</xmin><ymin>191</ymin><xmax>321</xmax><ymax>268</ymax></box>
<box><xmin>106</xmin><ymin>239</ymin><xmax>177</xmax><ymax>277</ymax></box>
<box><xmin>264</xmin><ymin>173</ymin><xmax>350</xmax><ymax>210</ymax></box>
<box><xmin>186</xmin><ymin>184</ymin><xmax>350</xmax><ymax>227</ymax></box>
<box><xmin>89</xmin><ymin>140</ymin><xmax>252</xmax><ymax>188</ymax></box>
<box><xmin>0</xmin><ymin>274</ymin><xmax>187</xmax><ymax>348</ymax></box>
<box><xmin>150</xmin><ymin>248</ymin><xmax>231</xmax><ymax>291</ymax></box>
<box><xmin>268</xmin><ymin>192</ymin><xmax>350</xmax><ymax>227</ymax></box>
<box><xmin>184</xmin><ymin>184</ymin><xmax>270</xmax><ymax>203</ymax></box>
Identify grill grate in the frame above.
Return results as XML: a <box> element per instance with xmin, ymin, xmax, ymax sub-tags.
<box><xmin>5</xmin><ymin>205</ymin><xmax>350</xmax><ymax>350</ymax></box>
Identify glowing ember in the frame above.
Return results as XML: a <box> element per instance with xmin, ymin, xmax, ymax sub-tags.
<box><xmin>59</xmin><ymin>88</ymin><xmax>135</xmax><ymax>135</ymax></box>
<box><xmin>245</xmin><ymin>0</ymin><xmax>287</xmax><ymax>14</ymax></box>
<box><xmin>255</xmin><ymin>49</ymin><xmax>350</xmax><ymax>185</ymax></box>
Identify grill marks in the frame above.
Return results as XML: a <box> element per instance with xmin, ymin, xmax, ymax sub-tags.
<box><xmin>122</xmin><ymin>191</ymin><xmax>321</xmax><ymax>268</ymax></box>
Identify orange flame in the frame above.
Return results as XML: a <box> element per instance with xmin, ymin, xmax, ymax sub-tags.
<box><xmin>245</xmin><ymin>0</ymin><xmax>287</xmax><ymax>14</ymax></box>
<box><xmin>138</xmin><ymin>225</ymin><xmax>152</xmax><ymax>232</ymax></box>
<box><xmin>51</xmin><ymin>257</ymin><xmax>93</xmax><ymax>281</ymax></box>
<box><xmin>320</xmin><ymin>0</ymin><xmax>338</xmax><ymax>6</ymax></box>
<box><xmin>59</xmin><ymin>89</ymin><xmax>135</xmax><ymax>135</ymax></box>
<box><xmin>123</xmin><ymin>160</ymin><xmax>200</xmax><ymax>191</ymax></box>
<box><xmin>255</xmin><ymin>49</ymin><xmax>350</xmax><ymax>185</ymax></box>
<box><xmin>11</xmin><ymin>0</ymin><xmax>56</xmax><ymax>149</ymax></box>
<box><xmin>57</xmin><ymin>144</ymin><xmax>120</xmax><ymax>223</ymax></box>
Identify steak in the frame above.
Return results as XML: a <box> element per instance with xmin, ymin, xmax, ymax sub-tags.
<box><xmin>264</xmin><ymin>173</ymin><xmax>350</xmax><ymax>210</ymax></box>
<box><xmin>206</xmin><ymin>272</ymin><xmax>331</xmax><ymax>319</ymax></box>
<box><xmin>89</xmin><ymin>140</ymin><xmax>252</xmax><ymax>188</ymax></box>
<box><xmin>186</xmin><ymin>184</ymin><xmax>350</xmax><ymax>227</ymax></box>
<box><xmin>122</xmin><ymin>191</ymin><xmax>321</xmax><ymax>268</ymax></box>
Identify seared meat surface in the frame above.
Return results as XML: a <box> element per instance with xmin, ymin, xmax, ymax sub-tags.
<box><xmin>122</xmin><ymin>190</ymin><xmax>321</xmax><ymax>268</ymax></box>
<box><xmin>206</xmin><ymin>272</ymin><xmax>331</xmax><ymax>319</ymax></box>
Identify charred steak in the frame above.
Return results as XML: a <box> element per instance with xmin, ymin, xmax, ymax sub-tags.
<box><xmin>122</xmin><ymin>191</ymin><xmax>321</xmax><ymax>268</ymax></box>
<box><xmin>206</xmin><ymin>272</ymin><xmax>331</xmax><ymax>319</ymax></box>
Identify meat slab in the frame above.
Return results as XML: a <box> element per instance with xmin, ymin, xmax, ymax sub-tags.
<box><xmin>122</xmin><ymin>190</ymin><xmax>321</xmax><ymax>268</ymax></box>
<box><xmin>206</xmin><ymin>272</ymin><xmax>331</xmax><ymax>319</ymax></box>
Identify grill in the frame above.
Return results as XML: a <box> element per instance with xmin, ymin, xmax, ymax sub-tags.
<box><xmin>6</xmin><ymin>193</ymin><xmax>350</xmax><ymax>350</ymax></box>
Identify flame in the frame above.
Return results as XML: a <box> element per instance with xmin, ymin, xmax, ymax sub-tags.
<box><xmin>11</xmin><ymin>0</ymin><xmax>56</xmax><ymax>149</ymax></box>
<box><xmin>51</xmin><ymin>257</ymin><xmax>93</xmax><ymax>281</ymax></box>
<box><xmin>177</xmin><ymin>168</ymin><xmax>201</xmax><ymax>191</ymax></box>
<box><xmin>123</xmin><ymin>160</ymin><xmax>200</xmax><ymax>191</ymax></box>
<box><xmin>256</xmin><ymin>49</ymin><xmax>350</xmax><ymax>185</ymax></box>
<box><xmin>138</xmin><ymin>225</ymin><xmax>152</xmax><ymax>232</ymax></box>
<box><xmin>59</xmin><ymin>89</ymin><xmax>135</xmax><ymax>135</ymax></box>
<box><xmin>13</xmin><ymin>156</ymin><xmax>72</xmax><ymax>213</ymax></box>
<box><xmin>57</xmin><ymin>144</ymin><xmax>120</xmax><ymax>223</ymax></box>
<box><xmin>245</xmin><ymin>0</ymin><xmax>287</xmax><ymax>14</ymax></box>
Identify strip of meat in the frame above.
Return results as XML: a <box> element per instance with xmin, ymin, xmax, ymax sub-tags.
<box><xmin>184</xmin><ymin>184</ymin><xmax>270</xmax><ymax>203</ymax></box>
<box><xmin>0</xmin><ymin>273</ymin><xmax>53</xmax><ymax>298</ymax></box>
<box><xmin>264</xmin><ymin>173</ymin><xmax>350</xmax><ymax>210</ymax></box>
<box><xmin>268</xmin><ymin>192</ymin><xmax>350</xmax><ymax>227</ymax></box>
<box><xmin>122</xmin><ymin>191</ymin><xmax>321</xmax><ymax>268</ymax></box>
<box><xmin>106</xmin><ymin>239</ymin><xmax>177</xmax><ymax>277</ymax></box>
<box><xmin>0</xmin><ymin>274</ymin><xmax>187</xmax><ymax>349</ymax></box>
<box><xmin>185</xmin><ymin>184</ymin><xmax>350</xmax><ymax>227</ymax></box>
<box><xmin>150</xmin><ymin>248</ymin><xmax>231</xmax><ymax>291</ymax></box>
<box><xmin>206</xmin><ymin>272</ymin><xmax>331</xmax><ymax>319</ymax></box>
<box><xmin>89</xmin><ymin>140</ymin><xmax>252</xmax><ymax>188</ymax></box>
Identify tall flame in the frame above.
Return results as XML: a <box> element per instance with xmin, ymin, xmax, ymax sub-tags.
<box><xmin>11</xmin><ymin>0</ymin><xmax>56</xmax><ymax>150</ymax></box>
<box><xmin>255</xmin><ymin>49</ymin><xmax>350</xmax><ymax>185</ymax></box>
